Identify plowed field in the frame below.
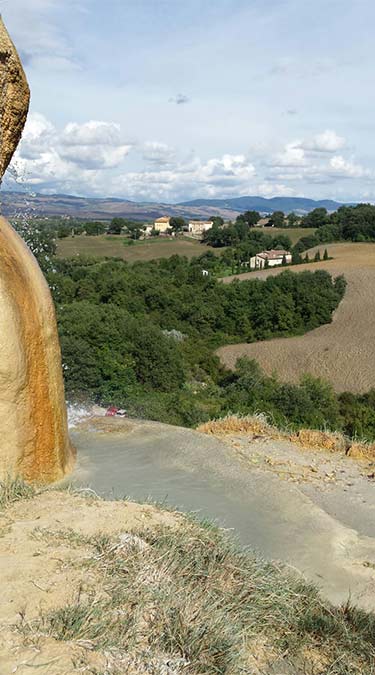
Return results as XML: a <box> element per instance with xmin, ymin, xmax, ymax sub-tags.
<box><xmin>218</xmin><ymin>243</ymin><xmax>375</xmax><ymax>393</ymax></box>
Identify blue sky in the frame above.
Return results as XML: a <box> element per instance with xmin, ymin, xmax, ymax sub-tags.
<box><xmin>3</xmin><ymin>0</ymin><xmax>375</xmax><ymax>203</ymax></box>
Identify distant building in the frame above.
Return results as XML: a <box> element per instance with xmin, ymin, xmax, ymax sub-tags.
<box><xmin>154</xmin><ymin>216</ymin><xmax>171</xmax><ymax>233</ymax></box>
<box><xmin>188</xmin><ymin>220</ymin><xmax>213</xmax><ymax>235</ymax></box>
<box><xmin>250</xmin><ymin>249</ymin><xmax>292</xmax><ymax>270</ymax></box>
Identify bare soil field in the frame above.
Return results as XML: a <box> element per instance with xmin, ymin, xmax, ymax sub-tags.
<box><xmin>218</xmin><ymin>242</ymin><xmax>375</xmax><ymax>393</ymax></box>
<box><xmin>57</xmin><ymin>234</ymin><xmax>213</xmax><ymax>262</ymax></box>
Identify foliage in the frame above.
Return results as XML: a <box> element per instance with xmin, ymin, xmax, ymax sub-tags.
<box><xmin>268</xmin><ymin>210</ymin><xmax>285</xmax><ymax>227</ymax></box>
<box><xmin>48</xmin><ymin>253</ymin><xmax>346</xmax><ymax>427</ymax></box>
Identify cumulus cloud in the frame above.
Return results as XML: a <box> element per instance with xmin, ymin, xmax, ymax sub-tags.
<box><xmin>59</xmin><ymin>121</ymin><xmax>131</xmax><ymax>169</ymax></box>
<box><xmin>142</xmin><ymin>142</ymin><xmax>175</xmax><ymax>165</ymax></box>
<box><xmin>8</xmin><ymin>112</ymin><xmax>371</xmax><ymax>202</ymax></box>
<box><xmin>329</xmin><ymin>155</ymin><xmax>369</xmax><ymax>178</ymax></box>
<box><xmin>271</xmin><ymin>142</ymin><xmax>307</xmax><ymax>168</ymax></box>
<box><xmin>302</xmin><ymin>129</ymin><xmax>346</xmax><ymax>153</ymax></box>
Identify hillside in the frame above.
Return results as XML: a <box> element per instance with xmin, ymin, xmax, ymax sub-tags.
<box><xmin>178</xmin><ymin>195</ymin><xmax>349</xmax><ymax>214</ymax></box>
<box><xmin>1</xmin><ymin>416</ymin><xmax>375</xmax><ymax>674</ymax></box>
<box><xmin>218</xmin><ymin>242</ymin><xmax>375</xmax><ymax>393</ymax></box>
<box><xmin>1</xmin><ymin>190</ymin><xmax>350</xmax><ymax>220</ymax></box>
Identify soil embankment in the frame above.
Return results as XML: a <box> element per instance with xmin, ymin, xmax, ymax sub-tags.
<box><xmin>218</xmin><ymin>242</ymin><xmax>375</xmax><ymax>393</ymax></box>
<box><xmin>69</xmin><ymin>417</ymin><xmax>375</xmax><ymax>609</ymax></box>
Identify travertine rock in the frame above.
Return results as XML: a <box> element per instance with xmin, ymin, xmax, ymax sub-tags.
<box><xmin>0</xmin><ymin>20</ymin><xmax>75</xmax><ymax>482</ymax></box>
<box><xmin>0</xmin><ymin>17</ymin><xmax>30</xmax><ymax>179</ymax></box>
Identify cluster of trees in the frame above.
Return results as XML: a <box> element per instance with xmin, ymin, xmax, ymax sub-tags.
<box><xmin>221</xmin><ymin>358</ymin><xmax>375</xmax><ymax>440</ymax></box>
<box><xmin>263</xmin><ymin>203</ymin><xmax>375</xmax><ymax>244</ymax></box>
<box><xmin>45</xmin><ymin>252</ymin><xmax>346</xmax><ymax>427</ymax></box>
<box><xmin>17</xmin><ymin>220</ymin><xmax>375</xmax><ymax>440</ymax></box>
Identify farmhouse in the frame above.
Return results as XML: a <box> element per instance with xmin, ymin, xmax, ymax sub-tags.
<box><xmin>188</xmin><ymin>220</ymin><xmax>213</xmax><ymax>235</ymax></box>
<box><xmin>154</xmin><ymin>216</ymin><xmax>171</xmax><ymax>233</ymax></box>
<box><xmin>250</xmin><ymin>249</ymin><xmax>292</xmax><ymax>270</ymax></box>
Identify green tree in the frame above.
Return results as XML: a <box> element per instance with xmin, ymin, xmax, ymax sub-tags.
<box><xmin>169</xmin><ymin>217</ymin><xmax>186</xmax><ymax>233</ymax></box>
<box><xmin>323</xmin><ymin>248</ymin><xmax>329</xmax><ymax>260</ymax></box>
<box><xmin>287</xmin><ymin>212</ymin><xmax>300</xmax><ymax>227</ymax></box>
<box><xmin>268</xmin><ymin>211</ymin><xmax>285</xmax><ymax>228</ymax></box>
<box><xmin>84</xmin><ymin>221</ymin><xmax>106</xmax><ymax>236</ymax></box>
<box><xmin>108</xmin><ymin>217</ymin><xmax>127</xmax><ymax>234</ymax></box>
<box><xmin>314</xmin><ymin>250</ymin><xmax>321</xmax><ymax>262</ymax></box>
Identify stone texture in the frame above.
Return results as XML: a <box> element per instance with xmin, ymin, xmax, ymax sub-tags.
<box><xmin>0</xmin><ymin>20</ymin><xmax>75</xmax><ymax>482</ymax></box>
<box><xmin>0</xmin><ymin>17</ymin><xmax>30</xmax><ymax>179</ymax></box>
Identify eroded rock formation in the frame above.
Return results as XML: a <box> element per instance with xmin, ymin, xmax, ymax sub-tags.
<box><xmin>0</xmin><ymin>17</ymin><xmax>30</xmax><ymax>178</ymax></box>
<box><xmin>0</xmin><ymin>18</ymin><xmax>75</xmax><ymax>482</ymax></box>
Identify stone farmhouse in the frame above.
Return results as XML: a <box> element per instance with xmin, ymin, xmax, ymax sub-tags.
<box><xmin>153</xmin><ymin>216</ymin><xmax>171</xmax><ymax>233</ymax></box>
<box><xmin>188</xmin><ymin>220</ymin><xmax>213</xmax><ymax>235</ymax></box>
<box><xmin>250</xmin><ymin>249</ymin><xmax>292</xmax><ymax>270</ymax></box>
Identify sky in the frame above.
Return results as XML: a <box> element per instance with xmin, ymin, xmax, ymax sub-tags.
<box><xmin>2</xmin><ymin>0</ymin><xmax>375</xmax><ymax>203</ymax></box>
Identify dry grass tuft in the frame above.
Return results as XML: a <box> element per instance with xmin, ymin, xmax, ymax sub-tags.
<box><xmin>347</xmin><ymin>442</ymin><xmax>375</xmax><ymax>461</ymax></box>
<box><xmin>291</xmin><ymin>429</ymin><xmax>348</xmax><ymax>454</ymax></box>
<box><xmin>198</xmin><ymin>415</ymin><xmax>375</xmax><ymax>464</ymax></box>
<box><xmin>197</xmin><ymin>413</ymin><xmax>280</xmax><ymax>438</ymax></box>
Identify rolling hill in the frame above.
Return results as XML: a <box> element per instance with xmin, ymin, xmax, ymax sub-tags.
<box><xmin>178</xmin><ymin>195</ymin><xmax>349</xmax><ymax>214</ymax></box>
<box><xmin>0</xmin><ymin>190</ymin><xmax>352</xmax><ymax>221</ymax></box>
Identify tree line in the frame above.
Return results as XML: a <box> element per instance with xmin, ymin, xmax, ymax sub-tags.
<box><xmin>44</xmin><ymin>252</ymin><xmax>346</xmax><ymax>428</ymax></box>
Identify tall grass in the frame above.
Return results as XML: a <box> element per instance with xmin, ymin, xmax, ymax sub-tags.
<box><xmin>23</xmin><ymin>519</ymin><xmax>375</xmax><ymax>674</ymax></box>
<box><xmin>0</xmin><ymin>477</ymin><xmax>36</xmax><ymax>508</ymax></box>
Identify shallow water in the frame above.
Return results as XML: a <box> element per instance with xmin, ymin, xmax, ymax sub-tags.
<box><xmin>71</xmin><ymin>420</ymin><xmax>375</xmax><ymax>609</ymax></box>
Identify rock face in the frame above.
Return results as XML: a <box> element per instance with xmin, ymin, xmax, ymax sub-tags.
<box><xmin>0</xmin><ymin>17</ymin><xmax>30</xmax><ymax>178</ymax></box>
<box><xmin>0</xmin><ymin>19</ymin><xmax>75</xmax><ymax>482</ymax></box>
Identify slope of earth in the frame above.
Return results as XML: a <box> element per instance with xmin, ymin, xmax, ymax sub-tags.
<box><xmin>57</xmin><ymin>234</ymin><xmax>215</xmax><ymax>262</ymax></box>
<box><xmin>218</xmin><ymin>242</ymin><xmax>375</xmax><ymax>393</ymax></box>
<box><xmin>68</xmin><ymin>416</ymin><xmax>375</xmax><ymax>611</ymax></box>
<box><xmin>1</xmin><ymin>190</ymin><xmax>239</xmax><ymax>221</ymax></box>
<box><xmin>1</xmin><ymin>417</ymin><xmax>375</xmax><ymax>674</ymax></box>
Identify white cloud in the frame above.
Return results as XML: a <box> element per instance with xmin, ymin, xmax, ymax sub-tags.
<box><xmin>302</xmin><ymin>130</ymin><xmax>346</xmax><ymax>153</ymax></box>
<box><xmin>8</xmin><ymin>112</ymin><xmax>372</xmax><ymax>202</ymax></box>
<box><xmin>271</xmin><ymin>142</ymin><xmax>306</xmax><ymax>168</ymax></box>
<box><xmin>59</xmin><ymin>121</ymin><xmax>131</xmax><ymax>169</ymax></box>
<box><xmin>329</xmin><ymin>155</ymin><xmax>368</xmax><ymax>178</ymax></box>
<box><xmin>142</xmin><ymin>142</ymin><xmax>175</xmax><ymax>165</ymax></box>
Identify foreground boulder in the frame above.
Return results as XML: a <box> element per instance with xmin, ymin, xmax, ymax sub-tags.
<box><xmin>0</xmin><ymin>19</ymin><xmax>74</xmax><ymax>482</ymax></box>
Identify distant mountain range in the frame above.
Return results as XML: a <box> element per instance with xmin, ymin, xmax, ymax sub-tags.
<box><xmin>0</xmin><ymin>191</ymin><xmax>353</xmax><ymax>221</ymax></box>
<box><xmin>179</xmin><ymin>196</ymin><xmax>349</xmax><ymax>214</ymax></box>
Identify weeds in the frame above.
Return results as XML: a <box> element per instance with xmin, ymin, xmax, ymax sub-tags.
<box><xmin>197</xmin><ymin>414</ymin><xmax>375</xmax><ymax>464</ymax></box>
<box><xmin>24</xmin><ymin>519</ymin><xmax>375</xmax><ymax>674</ymax></box>
<box><xmin>0</xmin><ymin>477</ymin><xmax>36</xmax><ymax>508</ymax></box>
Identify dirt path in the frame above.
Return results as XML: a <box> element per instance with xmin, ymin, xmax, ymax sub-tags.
<box><xmin>218</xmin><ymin>242</ymin><xmax>375</xmax><ymax>392</ymax></box>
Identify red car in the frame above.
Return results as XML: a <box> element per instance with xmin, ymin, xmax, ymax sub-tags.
<box><xmin>105</xmin><ymin>407</ymin><xmax>127</xmax><ymax>417</ymax></box>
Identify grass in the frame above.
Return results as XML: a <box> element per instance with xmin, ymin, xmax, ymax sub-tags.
<box><xmin>0</xmin><ymin>477</ymin><xmax>36</xmax><ymax>508</ymax></box>
<box><xmin>256</xmin><ymin>226</ymin><xmax>316</xmax><ymax>245</ymax></box>
<box><xmin>19</xmin><ymin>516</ymin><xmax>375</xmax><ymax>674</ymax></box>
<box><xmin>57</xmin><ymin>235</ymin><xmax>215</xmax><ymax>262</ymax></box>
<box><xmin>57</xmin><ymin>228</ymin><xmax>314</xmax><ymax>263</ymax></box>
<box><xmin>197</xmin><ymin>414</ymin><xmax>375</xmax><ymax>461</ymax></box>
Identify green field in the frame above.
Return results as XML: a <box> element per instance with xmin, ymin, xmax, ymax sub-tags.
<box><xmin>57</xmin><ymin>228</ymin><xmax>314</xmax><ymax>262</ymax></box>
<box><xmin>57</xmin><ymin>235</ymin><xmax>213</xmax><ymax>262</ymax></box>
<box><xmin>256</xmin><ymin>226</ymin><xmax>316</xmax><ymax>244</ymax></box>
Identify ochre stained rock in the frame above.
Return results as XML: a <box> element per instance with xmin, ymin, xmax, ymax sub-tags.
<box><xmin>0</xmin><ymin>17</ymin><xmax>30</xmax><ymax>179</ymax></box>
<box><xmin>0</xmin><ymin>20</ymin><xmax>75</xmax><ymax>482</ymax></box>
<box><xmin>0</xmin><ymin>218</ymin><xmax>75</xmax><ymax>483</ymax></box>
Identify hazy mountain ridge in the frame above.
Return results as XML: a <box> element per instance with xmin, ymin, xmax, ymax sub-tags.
<box><xmin>1</xmin><ymin>190</ymin><xmax>353</xmax><ymax>221</ymax></box>
<box><xmin>178</xmin><ymin>195</ymin><xmax>351</xmax><ymax>213</ymax></box>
